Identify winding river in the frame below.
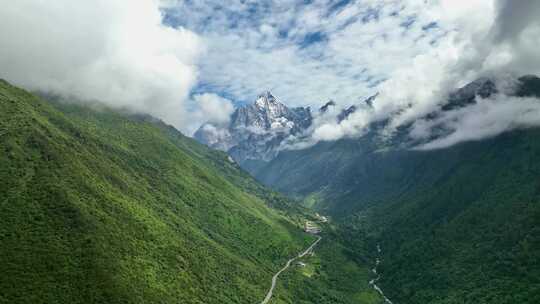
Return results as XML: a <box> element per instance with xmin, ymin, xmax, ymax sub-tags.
<box><xmin>369</xmin><ymin>244</ymin><xmax>394</xmax><ymax>304</ymax></box>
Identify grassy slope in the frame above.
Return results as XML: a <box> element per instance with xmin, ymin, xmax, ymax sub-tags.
<box><xmin>0</xmin><ymin>79</ymin><xmax>316</xmax><ymax>304</ymax></box>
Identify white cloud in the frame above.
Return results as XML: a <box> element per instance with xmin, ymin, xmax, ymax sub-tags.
<box><xmin>0</xmin><ymin>0</ymin><xmax>203</xmax><ymax>132</ymax></box>
<box><xmin>165</xmin><ymin>0</ymin><xmax>456</xmax><ymax>108</ymax></box>
<box><xmin>415</xmin><ymin>95</ymin><xmax>540</xmax><ymax>150</ymax></box>
<box><xmin>2</xmin><ymin>0</ymin><xmax>539</xmax><ymax>149</ymax></box>
<box><xmin>294</xmin><ymin>0</ymin><xmax>540</xmax><ymax>149</ymax></box>
<box><xmin>312</xmin><ymin>123</ymin><xmax>345</xmax><ymax>142</ymax></box>
<box><xmin>193</xmin><ymin>93</ymin><xmax>234</xmax><ymax>125</ymax></box>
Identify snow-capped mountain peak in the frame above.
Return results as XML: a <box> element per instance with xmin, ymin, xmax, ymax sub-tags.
<box><xmin>194</xmin><ymin>92</ymin><xmax>312</xmax><ymax>163</ymax></box>
<box><xmin>255</xmin><ymin>91</ymin><xmax>278</xmax><ymax>107</ymax></box>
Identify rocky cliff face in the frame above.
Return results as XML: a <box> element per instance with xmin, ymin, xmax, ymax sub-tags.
<box><xmin>194</xmin><ymin>91</ymin><xmax>312</xmax><ymax>163</ymax></box>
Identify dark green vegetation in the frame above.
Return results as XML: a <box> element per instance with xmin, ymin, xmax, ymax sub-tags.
<box><xmin>335</xmin><ymin>132</ymin><xmax>540</xmax><ymax>303</ymax></box>
<box><xmin>247</xmin><ymin>77</ymin><xmax>540</xmax><ymax>303</ymax></box>
<box><xmin>0</xmin><ymin>79</ymin><xmax>319</xmax><ymax>304</ymax></box>
<box><xmin>373</xmin><ymin>131</ymin><xmax>540</xmax><ymax>303</ymax></box>
<box><xmin>274</xmin><ymin>225</ymin><xmax>382</xmax><ymax>304</ymax></box>
<box><xmin>0</xmin><ymin>80</ymin><xmax>383</xmax><ymax>304</ymax></box>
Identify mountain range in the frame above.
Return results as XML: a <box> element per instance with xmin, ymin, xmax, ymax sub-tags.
<box><xmin>196</xmin><ymin>75</ymin><xmax>540</xmax><ymax>167</ymax></box>
<box><xmin>194</xmin><ymin>89</ymin><xmax>383</xmax><ymax>166</ymax></box>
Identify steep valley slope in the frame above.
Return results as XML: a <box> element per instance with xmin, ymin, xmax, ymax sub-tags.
<box><xmin>0</xmin><ymin>79</ymin><xmax>387</xmax><ymax>304</ymax></box>
<box><xmin>0</xmin><ymin>80</ymin><xmax>365</xmax><ymax>304</ymax></box>
<box><xmin>199</xmin><ymin>75</ymin><xmax>540</xmax><ymax>303</ymax></box>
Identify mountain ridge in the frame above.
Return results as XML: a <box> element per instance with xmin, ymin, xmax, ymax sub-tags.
<box><xmin>194</xmin><ymin>90</ymin><xmax>312</xmax><ymax>163</ymax></box>
<box><xmin>195</xmin><ymin>75</ymin><xmax>540</xmax><ymax>169</ymax></box>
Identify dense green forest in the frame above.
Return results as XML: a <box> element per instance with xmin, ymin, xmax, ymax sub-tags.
<box><xmin>370</xmin><ymin>131</ymin><xmax>540</xmax><ymax>303</ymax></box>
<box><xmin>275</xmin><ymin>226</ymin><xmax>382</xmax><ymax>304</ymax></box>
<box><xmin>320</xmin><ymin>130</ymin><xmax>540</xmax><ymax>304</ymax></box>
<box><xmin>0</xmin><ymin>79</ymin><xmax>315</xmax><ymax>304</ymax></box>
<box><xmin>246</xmin><ymin>76</ymin><xmax>540</xmax><ymax>303</ymax></box>
<box><xmin>258</xmin><ymin>130</ymin><xmax>540</xmax><ymax>304</ymax></box>
<box><xmin>0</xmin><ymin>80</ymin><xmax>383</xmax><ymax>303</ymax></box>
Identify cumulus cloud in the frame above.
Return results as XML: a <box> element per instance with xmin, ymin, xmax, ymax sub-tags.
<box><xmin>0</xmin><ymin>0</ymin><xmax>203</xmax><ymax>132</ymax></box>
<box><xmin>165</xmin><ymin>0</ymin><xmax>538</xmax><ymax>150</ymax></box>
<box><xmin>493</xmin><ymin>0</ymin><xmax>540</xmax><ymax>43</ymax></box>
<box><xmin>193</xmin><ymin>93</ymin><xmax>234</xmax><ymax>125</ymax></box>
<box><xmin>164</xmin><ymin>0</ymin><xmax>455</xmax><ymax>108</ymax></box>
<box><xmin>310</xmin><ymin>105</ymin><xmax>373</xmax><ymax>142</ymax></box>
<box><xmin>404</xmin><ymin>0</ymin><xmax>540</xmax><ymax>149</ymax></box>
<box><xmin>2</xmin><ymin>0</ymin><xmax>539</xmax><ymax>149</ymax></box>
<box><xmin>301</xmin><ymin>0</ymin><xmax>540</xmax><ymax>149</ymax></box>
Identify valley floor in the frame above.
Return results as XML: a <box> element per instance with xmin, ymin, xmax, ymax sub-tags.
<box><xmin>260</xmin><ymin>236</ymin><xmax>322</xmax><ymax>304</ymax></box>
<box><xmin>267</xmin><ymin>221</ymin><xmax>385</xmax><ymax>304</ymax></box>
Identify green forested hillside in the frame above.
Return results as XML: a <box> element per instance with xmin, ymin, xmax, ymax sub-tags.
<box><xmin>371</xmin><ymin>130</ymin><xmax>540</xmax><ymax>303</ymax></box>
<box><xmin>0</xmin><ymin>79</ymin><xmax>316</xmax><ymax>304</ymax></box>
<box><xmin>4</xmin><ymin>75</ymin><xmax>538</xmax><ymax>304</ymax></box>
<box><xmin>246</xmin><ymin>77</ymin><xmax>540</xmax><ymax>303</ymax></box>
<box><xmin>258</xmin><ymin>128</ymin><xmax>540</xmax><ymax>303</ymax></box>
<box><xmin>275</xmin><ymin>227</ymin><xmax>382</xmax><ymax>304</ymax></box>
<box><xmin>250</xmin><ymin>76</ymin><xmax>540</xmax><ymax>217</ymax></box>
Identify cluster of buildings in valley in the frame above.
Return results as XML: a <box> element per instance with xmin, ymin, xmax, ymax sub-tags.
<box><xmin>304</xmin><ymin>213</ymin><xmax>329</xmax><ymax>234</ymax></box>
<box><xmin>304</xmin><ymin>221</ymin><xmax>321</xmax><ymax>234</ymax></box>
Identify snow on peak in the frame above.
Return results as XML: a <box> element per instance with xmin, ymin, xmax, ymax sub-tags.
<box><xmin>194</xmin><ymin>90</ymin><xmax>313</xmax><ymax>163</ymax></box>
<box><xmin>270</xmin><ymin>116</ymin><xmax>295</xmax><ymax>130</ymax></box>
<box><xmin>255</xmin><ymin>91</ymin><xmax>278</xmax><ymax>107</ymax></box>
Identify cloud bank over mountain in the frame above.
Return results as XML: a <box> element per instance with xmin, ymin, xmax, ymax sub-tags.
<box><xmin>192</xmin><ymin>93</ymin><xmax>235</xmax><ymax>125</ymax></box>
<box><xmin>0</xmin><ymin>0</ymin><xmax>202</xmax><ymax>132</ymax></box>
<box><xmin>1</xmin><ymin>0</ymin><xmax>539</xmax><ymax>148</ymax></box>
<box><xmin>414</xmin><ymin>95</ymin><xmax>540</xmax><ymax>150</ymax></box>
<box><xmin>299</xmin><ymin>0</ymin><xmax>540</xmax><ymax>149</ymax></box>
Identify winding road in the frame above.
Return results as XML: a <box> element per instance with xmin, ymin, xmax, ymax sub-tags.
<box><xmin>260</xmin><ymin>236</ymin><xmax>322</xmax><ymax>304</ymax></box>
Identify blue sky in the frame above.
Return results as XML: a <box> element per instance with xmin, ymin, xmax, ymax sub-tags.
<box><xmin>162</xmin><ymin>0</ymin><xmax>450</xmax><ymax>108</ymax></box>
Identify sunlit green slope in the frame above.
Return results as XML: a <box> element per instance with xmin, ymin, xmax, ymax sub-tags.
<box><xmin>0</xmin><ymin>79</ymin><xmax>314</xmax><ymax>304</ymax></box>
